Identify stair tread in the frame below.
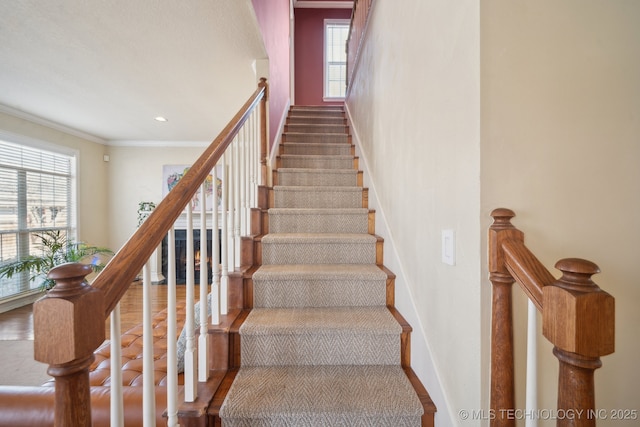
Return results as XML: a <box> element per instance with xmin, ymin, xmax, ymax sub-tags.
<box><xmin>255</xmin><ymin>263</ymin><xmax>384</xmax><ymax>276</ymax></box>
<box><xmin>279</xmin><ymin>154</ymin><xmax>353</xmax><ymax>158</ymax></box>
<box><xmin>219</xmin><ymin>365</ymin><xmax>423</xmax><ymax>420</ymax></box>
<box><xmin>241</xmin><ymin>306</ymin><xmax>401</xmax><ymax>335</ymax></box>
<box><xmin>274</xmin><ymin>185</ymin><xmax>363</xmax><ymax>191</ymax></box>
<box><xmin>268</xmin><ymin>207</ymin><xmax>368</xmax><ymax>214</ymax></box>
<box><xmin>277</xmin><ymin>167</ymin><xmax>357</xmax><ymax>173</ymax></box>
<box><xmin>262</xmin><ymin>233</ymin><xmax>376</xmax><ymax>243</ymax></box>
<box><xmin>284</xmin><ymin>131</ymin><xmax>349</xmax><ymax>136</ymax></box>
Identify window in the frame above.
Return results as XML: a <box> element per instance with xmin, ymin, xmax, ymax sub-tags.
<box><xmin>0</xmin><ymin>138</ymin><xmax>77</xmax><ymax>301</ymax></box>
<box><xmin>324</xmin><ymin>20</ymin><xmax>350</xmax><ymax>100</ymax></box>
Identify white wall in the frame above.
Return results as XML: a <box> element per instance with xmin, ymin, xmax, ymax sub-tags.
<box><xmin>346</xmin><ymin>1</ymin><xmax>481</xmax><ymax>425</ymax></box>
<box><xmin>481</xmin><ymin>1</ymin><xmax>640</xmax><ymax>425</ymax></box>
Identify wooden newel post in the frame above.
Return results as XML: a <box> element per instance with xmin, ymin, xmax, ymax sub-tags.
<box><xmin>33</xmin><ymin>262</ymin><xmax>105</xmax><ymax>427</ymax></box>
<box><xmin>488</xmin><ymin>208</ymin><xmax>523</xmax><ymax>427</ymax></box>
<box><xmin>258</xmin><ymin>77</ymin><xmax>269</xmax><ymax>186</ymax></box>
<box><xmin>543</xmin><ymin>258</ymin><xmax>614</xmax><ymax>427</ymax></box>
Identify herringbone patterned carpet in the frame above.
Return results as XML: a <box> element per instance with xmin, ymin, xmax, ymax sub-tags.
<box><xmin>219</xmin><ymin>106</ymin><xmax>423</xmax><ymax>426</ymax></box>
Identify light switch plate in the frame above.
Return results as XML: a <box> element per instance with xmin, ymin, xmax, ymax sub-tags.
<box><xmin>442</xmin><ymin>229</ymin><xmax>455</xmax><ymax>265</ymax></box>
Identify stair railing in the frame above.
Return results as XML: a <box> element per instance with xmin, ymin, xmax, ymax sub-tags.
<box><xmin>33</xmin><ymin>78</ymin><xmax>268</xmax><ymax>427</ymax></box>
<box><xmin>346</xmin><ymin>0</ymin><xmax>374</xmax><ymax>88</ymax></box>
<box><xmin>488</xmin><ymin>208</ymin><xmax>615</xmax><ymax>427</ymax></box>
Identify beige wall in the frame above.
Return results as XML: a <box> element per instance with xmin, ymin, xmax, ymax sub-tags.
<box><xmin>481</xmin><ymin>1</ymin><xmax>640</xmax><ymax>425</ymax></box>
<box><xmin>348</xmin><ymin>0</ymin><xmax>638</xmax><ymax>425</ymax></box>
<box><xmin>105</xmin><ymin>145</ymin><xmax>208</xmax><ymax>250</ymax></box>
<box><xmin>346</xmin><ymin>1</ymin><xmax>481</xmax><ymax>425</ymax></box>
<box><xmin>0</xmin><ymin>112</ymin><xmax>110</xmax><ymax>248</ymax></box>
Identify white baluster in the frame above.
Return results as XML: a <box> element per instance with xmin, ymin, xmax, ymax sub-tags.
<box><xmin>166</xmin><ymin>227</ymin><xmax>178</xmax><ymax>427</ymax></box>
<box><xmin>110</xmin><ymin>303</ymin><xmax>124</xmax><ymax>427</ymax></box>
<box><xmin>227</xmin><ymin>140</ymin><xmax>236</xmax><ymax>271</ymax></box>
<box><xmin>239</xmin><ymin>127</ymin><xmax>247</xmax><ymax>236</ymax></box>
<box><xmin>211</xmin><ymin>164</ymin><xmax>221</xmax><ymax>325</ymax></box>
<box><xmin>525</xmin><ymin>299</ymin><xmax>538</xmax><ymax>427</ymax></box>
<box><xmin>142</xmin><ymin>262</ymin><xmax>157</xmax><ymax>426</ymax></box>
<box><xmin>198</xmin><ymin>184</ymin><xmax>209</xmax><ymax>382</ymax></box>
<box><xmin>248</xmin><ymin>115</ymin><xmax>256</xmax><ymax>211</ymax></box>
<box><xmin>233</xmin><ymin>137</ymin><xmax>242</xmax><ymax>268</ymax></box>
<box><xmin>220</xmin><ymin>155</ymin><xmax>229</xmax><ymax>316</ymax></box>
<box><xmin>184</xmin><ymin>207</ymin><xmax>197</xmax><ymax>402</ymax></box>
<box><xmin>252</xmin><ymin>110</ymin><xmax>259</xmax><ymax>207</ymax></box>
<box><xmin>243</xmin><ymin>124</ymin><xmax>251</xmax><ymax>233</ymax></box>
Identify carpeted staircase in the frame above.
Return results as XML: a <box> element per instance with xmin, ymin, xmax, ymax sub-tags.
<box><xmin>219</xmin><ymin>105</ymin><xmax>435</xmax><ymax>426</ymax></box>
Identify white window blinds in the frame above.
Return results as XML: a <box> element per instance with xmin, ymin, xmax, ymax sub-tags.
<box><xmin>0</xmin><ymin>139</ymin><xmax>76</xmax><ymax>300</ymax></box>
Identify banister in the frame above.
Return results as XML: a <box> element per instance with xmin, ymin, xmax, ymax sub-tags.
<box><xmin>93</xmin><ymin>79</ymin><xmax>267</xmax><ymax>315</ymax></box>
<box><xmin>346</xmin><ymin>0</ymin><xmax>374</xmax><ymax>88</ymax></box>
<box><xmin>488</xmin><ymin>208</ymin><xmax>615</xmax><ymax>427</ymax></box>
<box><xmin>33</xmin><ymin>78</ymin><xmax>268</xmax><ymax>426</ymax></box>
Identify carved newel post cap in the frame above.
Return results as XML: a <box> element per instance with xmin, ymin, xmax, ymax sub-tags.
<box><xmin>33</xmin><ymin>263</ymin><xmax>105</xmax><ymax>365</ymax></box>
<box><xmin>490</xmin><ymin>208</ymin><xmax>516</xmax><ymax>228</ymax></box>
<box><xmin>488</xmin><ymin>208</ymin><xmax>523</xmax><ymax>274</ymax></box>
<box><xmin>542</xmin><ymin>258</ymin><xmax>615</xmax><ymax>358</ymax></box>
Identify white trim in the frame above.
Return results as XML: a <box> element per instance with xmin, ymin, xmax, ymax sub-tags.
<box><xmin>0</xmin><ymin>104</ymin><xmax>107</xmax><ymax>145</ymax></box>
<box><xmin>294</xmin><ymin>1</ymin><xmax>353</xmax><ymax>9</ymax></box>
<box><xmin>0</xmin><ymin>128</ymin><xmax>79</xmax><ymax>157</ymax></box>
<box><xmin>0</xmin><ymin>290</ymin><xmax>43</xmax><ymax>314</ymax></box>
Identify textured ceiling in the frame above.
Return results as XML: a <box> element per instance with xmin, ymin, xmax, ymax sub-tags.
<box><xmin>0</xmin><ymin>1</ymin><xmax>267</xmax><ymax>144</ymax></box>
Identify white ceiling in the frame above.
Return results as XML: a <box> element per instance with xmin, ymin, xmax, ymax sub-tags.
<box><xmin>0</xmin><ymin>1</ymin><xmax>268</xmax><ymax>144</ymax></box>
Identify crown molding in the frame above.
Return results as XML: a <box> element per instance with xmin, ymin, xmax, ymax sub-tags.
<box><xmin>107</xmin><ymin>140</ymin><xmax>211</xmax><ymax>148</ymax></box>
<box><xmin>294</xmin><ymin>1</ymin><xmax>354</xmax><ymax>9</ymax></box>
<box><xmin>0</xmin><ymin>103</ymin><xmax>107</xmax><ymax>145</ymax></box>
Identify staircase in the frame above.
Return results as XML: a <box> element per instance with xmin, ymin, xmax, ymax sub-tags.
<box><xmin>218</xmin><ymin>105</ymin><xmax>435</xmax><ymax>426</ymax></box>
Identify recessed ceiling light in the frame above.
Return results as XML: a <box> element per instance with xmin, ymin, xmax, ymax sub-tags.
<box><xmin>154</xmin><ymin>116</ymin><xmax>168</xmax><ymax>122</ymax></box>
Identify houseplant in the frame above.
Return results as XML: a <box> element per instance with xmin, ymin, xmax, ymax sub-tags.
<box><xmin>0</xmin><ymin>230</ymin><xmax>113</xmax><ymax>290</ymax></box>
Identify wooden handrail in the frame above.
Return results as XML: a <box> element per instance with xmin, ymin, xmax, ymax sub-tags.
<box><xmin>346</xmin><ymin>0</ymin><xmax>374</xmax><ymax>88</ymax></box>
<box><xmin>94</xmin><ymin>79</ymin><xmax>267</xmax><ymax>315</ymax></box>
<box><xmin>32</xmin><ymin>79</ymin><xmax>268</xmax><ymax>427</ymax></box>
<box><xmin>488</xmin><ymin>208</ymin><xmax>615</xmax><ymax>427</ymax></box>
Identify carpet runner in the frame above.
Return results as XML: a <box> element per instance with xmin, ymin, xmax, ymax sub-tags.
<box><xmin>219</xmin><ymin>105</ymin><xmax>425</xmax><ymax>426</ymax></box>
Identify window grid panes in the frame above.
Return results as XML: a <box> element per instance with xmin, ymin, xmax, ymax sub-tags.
<box><xmin>0</xmin><ymin>140</ymin><xmax>75</xmax><ymax>300</ymax></box>
<box><xmin>324</xmin><ymin>21</ymin><xmax>350</xmax><ymax>99</ymax></box>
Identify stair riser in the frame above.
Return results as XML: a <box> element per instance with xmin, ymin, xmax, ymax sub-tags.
<box><xmin>269</xmin><ymin>212</ymin><xmax>368</xmax><ymax>233</ymax></box>
<box><xmin>221</xmin><ymin>415</ymin><xmax>421</xmax><ymax>427</ymax></box>
<box><xmin>287</xmin><ymin>116</ymin><xmax>347</xmax><ymax>125</ymax></box>
<box><xmin>280</xmin><ymin>143</ymin><xmax>353</xmax><ymax>156</ymax></box>
<box><xmin>274</xmin><ymin>171</ymin><xmax>358</xmax><ymax>187</ymax></box>
<box><xmin>240</xmin><ymin>333</ymin><xmax>400</xmax><ymax>366</ymax></box>
<box><xmin>279</xmin><ymin>156</ymin><xmax>355</xmax><ymax>169</ymax></box>
<box><xmin>285</xmin><ymin>124</ymin><xmax>349</xmax><ymax>134</ymax></box>
<box><xmin>289</xmin><ymin>109</ymin><xmax>344</xmax><ymax>118</ymax></box>
<box><xmin>273</xmin><ymin>189</ymin><xmax>364</xmax><ymax>209</ymax></box>
<box><xmin>262</xmin><ymin>241</ymin><xmax>377</xmax><ymax>265</ymax></box>
<box><xmin>283</xmin><ymin>133</ymin><xmax>350</xmax><ymax>144</ymax></box>
<box><xmin>253</xmin><ymin>279</ymin><xmax>386</xmax><ymax>308</ymax></box>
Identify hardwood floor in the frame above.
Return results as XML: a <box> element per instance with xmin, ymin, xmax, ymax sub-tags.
<box><xmin>0</xmin><ymin>281</ymin><xmax>196</xmax><ymax>341</ymax></box>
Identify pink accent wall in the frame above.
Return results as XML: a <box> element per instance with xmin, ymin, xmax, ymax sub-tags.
<box><xmin>252</xmin><ymin>0</ymin><xmax>291</xmax><ymax>150</ymax></box>
<box><xmin>294</xmin><ymin>8</ymin><xmax>352</xmax><ymax>106</ymax></box>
